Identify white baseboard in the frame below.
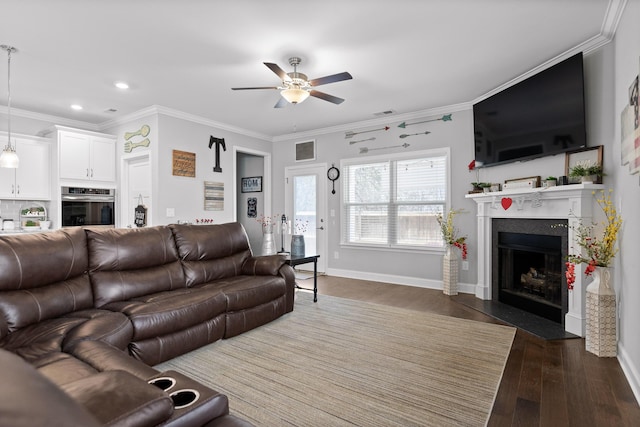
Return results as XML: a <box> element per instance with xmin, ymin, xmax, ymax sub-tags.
<box><xmin>618</xmin><ymin>343</ymin><xmax>640</xmax><ymax>405</ymax></box>
<box><xmin>325</xmin><ymin>268</ymin><xmax>476</xmax><ymax>294</ymax></box>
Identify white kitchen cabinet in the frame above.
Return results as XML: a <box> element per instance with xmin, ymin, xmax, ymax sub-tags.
<box><xmin>0</xmin><ymin>135</ymin><xmax>51</xmax><ymax>200</ymax></box>
<box><xmin>58</xmin><ymin>129</ymin><xmax>116</xmax><ymax>184</ymax></box>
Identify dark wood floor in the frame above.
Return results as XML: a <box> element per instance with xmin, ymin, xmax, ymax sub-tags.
<box><xmin>308</xmin><ymin>275</ymin><xmax>640</xmax><ymax>427</ymax></box>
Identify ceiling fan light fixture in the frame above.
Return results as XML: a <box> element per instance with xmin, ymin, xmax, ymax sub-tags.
<box><xmin>280</xmin><ymin>87</ymin><xmax>310</xmax><ymax>104</ymax></box>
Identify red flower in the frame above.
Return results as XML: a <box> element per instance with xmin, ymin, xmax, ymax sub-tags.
<box><xmin>565</xmin><ymin>262</ymin><xmax>575</xmax><ymax>290</ymax></box>
<box><xmin>453</xmin><ymin>241</ymin><xmax>468</xmax><ymax>260</ymax></box>
<box><xmin>584</xmin><ymin>261</ymin><xmax>597</xmax><ymax>276</ymax></box>
<box><xmin>468</xmin><ymin>159</ymin><xmax>476</xmax><ymax>171</ymax></box>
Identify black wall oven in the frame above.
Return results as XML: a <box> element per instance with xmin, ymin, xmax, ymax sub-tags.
<box><xmin>61</xmin><ymin>187</ymin><xmax>115</xmax><ymax>227</ymax></box>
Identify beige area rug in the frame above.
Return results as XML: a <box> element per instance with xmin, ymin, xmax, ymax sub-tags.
<box><xmin>156</xmin><ymin>292</ymin><xmax>516</xmax><ymax>426</ymax></box>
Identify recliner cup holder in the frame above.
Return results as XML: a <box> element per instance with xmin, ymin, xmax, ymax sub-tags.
<box><xmin>169</xmin><ymin>389</ymin><xmax>200</xmax><ymax>409</ymax></box>
<box><xmin>148</xmin><ymin>376</ymin><xmax>176</xmax><ymax>392</ymax></box>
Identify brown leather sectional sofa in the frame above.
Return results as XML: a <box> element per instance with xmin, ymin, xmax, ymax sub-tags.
<box><xmin>0</xmin><ymin>222</ymin><xmax>295</xmax><ymax>427</ymax></box>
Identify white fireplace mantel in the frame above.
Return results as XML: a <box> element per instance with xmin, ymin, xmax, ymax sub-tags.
<box><xmin>465</xmin><ymin>183</ymin><xmax>604</xmax><ymax>337</ymax></box>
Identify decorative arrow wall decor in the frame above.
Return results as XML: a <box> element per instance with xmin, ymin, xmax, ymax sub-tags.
<box><xmin>397</xmin><ymin>114</ymin><xmax>452</xmax><ymax>128</ymax></box>
<box><xmin>359</xmin><ymin>142</ymin><xmax>410</xmax><ymax>154</ymax></box>
<box><xmin>399</xmin><ymin>131</ymin><xmax>431</xmax><ymax>139</ymax></box>
<box><xmin>345</xmin><ymin>126</ymin><xmax>389</xmax><ymax>139</ymax></box>
<box><xmin>348</xmin><ymin>137</ymin><xmax>376</xmax><ymax>145</ymax></box>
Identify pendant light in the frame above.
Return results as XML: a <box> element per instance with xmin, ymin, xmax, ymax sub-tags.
<box><xmin>0</xmin><ymin>45</ymin><xmax>18</xmax><ymax>168</ymax></box>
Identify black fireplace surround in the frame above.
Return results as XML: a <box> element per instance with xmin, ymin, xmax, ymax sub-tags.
<box><xmin>492</xmin><ymin>218</ymin><xmax>568</xmax><ymax>324</ymax></box>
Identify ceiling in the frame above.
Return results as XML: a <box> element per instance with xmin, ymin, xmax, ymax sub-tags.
<box><xmin>0</xmin><ymin>0</ymin><xmax>620</xmax><ymax>140</ymax></box>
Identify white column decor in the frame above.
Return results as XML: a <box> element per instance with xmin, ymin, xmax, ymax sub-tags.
<box><xmin>585</xmin><ymin>267</ymin><xmax>617</xmax><ymax>357</ymax></box>
<box><xmin>442</xmin><ymin>246</ymin><xmax>459</xmax><ymax>296</ymax></box>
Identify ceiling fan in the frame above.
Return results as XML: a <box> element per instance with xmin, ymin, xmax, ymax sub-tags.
<box><xmin>232</xmin><ymin>57</ymin><xmax>352</xmax><ymax>108</ymax></box>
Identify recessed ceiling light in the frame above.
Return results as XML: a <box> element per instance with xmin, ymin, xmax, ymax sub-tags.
<box><xmin>114</xmin><ymin>81</ymin><xmax>129</xmax><ymax>89</ymax></box>
<box><xmin>70</xmin><ymin>104</ymin><xmax>83</xmax><ymax>110</ymax></box>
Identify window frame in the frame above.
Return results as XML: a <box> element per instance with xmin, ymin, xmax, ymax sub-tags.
<box><xmin>339</xmin><ymin>147</ymin><xmax>451</xmax><ymax>252</ymax></box>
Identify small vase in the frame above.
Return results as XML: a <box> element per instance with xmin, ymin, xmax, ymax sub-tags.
<box><xmin>291</xmin><ymin>235</ymin><xmax>305</xmax><ymax>258</ymax></box>
<box><xmin>585</xmin><ymin>267</ymin><xmax>617</xmax><ymax>357</ymax></box>
<box><xmin>261</xmin><ymin>224</ymin><xmax>276</xmax><ymax>256</ymax></box>
<box><xmin>581</xmin><ymin>175</ymin><xmax>597</xmax><ymax>184</ymax></box>
<box><xmin>442</xmin><ymin>246</ymin><xmax>459</xmax><ymax>296</ymax></box>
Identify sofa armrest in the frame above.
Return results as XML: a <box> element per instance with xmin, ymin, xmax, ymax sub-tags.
<box><xmin>61</xmin><ymin>370</ymin><xmax>174</xmax><ymax>427</ymax></box>
<box><xmin>67</xmin><ymin>339</ymin><xmax>160</xmax><ymax>380</ymax></box>
<box><xmin>241</xmin><ymin>255</ymin><xmax>286</xmax><ymax>276</ymax></box>
<box><xmin>0</xmin><ymin>349</ymin><xmax>102</xmax><ymax>427</ymax></box>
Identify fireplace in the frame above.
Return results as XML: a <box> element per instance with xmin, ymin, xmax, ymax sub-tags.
<box><xmin>466</xmin><ymin>183</ymin><xmax>601</xmax><ymax>337</ymax></box>
<box><xmin>492</xmin><ymin>219</ymin><xmax>568</xmax><ymax>323</ymax></box>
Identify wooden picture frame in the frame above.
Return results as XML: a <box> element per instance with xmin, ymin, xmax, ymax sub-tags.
<box><xmin>172</xmin><ymin>150</ymin><xmax>196</xmax><ymax>177</ymax></box>
<box><xmin>565</xmin><ymin>145</ymin><xmax>604</xmax><ymax>184</ymax></box>
<box><xmin>241</xmin><ymin>176</ymin><xmax>262</xmax><ymax>193</ymax></box>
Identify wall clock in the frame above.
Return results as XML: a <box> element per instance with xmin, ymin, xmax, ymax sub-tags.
<box><xmin>327</xmin><ymin>165</ymin><xmax>340</xmax><ymax>194</ymax></box>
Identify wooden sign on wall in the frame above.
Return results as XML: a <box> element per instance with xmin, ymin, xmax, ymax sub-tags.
<box><xmin>172</xmin><ymin>150</ymin><xmax>196</xmax><ymax>177</ymax></box>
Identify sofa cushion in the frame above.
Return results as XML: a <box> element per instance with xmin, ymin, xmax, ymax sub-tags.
<box><xmin>200</xmin><ymin>275</ymin><xmax>286</xmax><ymax>312</ymax></box>
<box><xmin>86</xmin><ymin>226</ymin><xmax>187</xmax><ymax>307</ymax></box>
<box><xmin>131</xmin><ymin>315</ymin><xmax>225</xmax><ymax>365</ymax></box>
<box><xmin>0</xmin><ymin>229</ymin><xmax>93</xmax><ymax>333</ymax></box>
<box><xmin>31</xmin><ymin>351</ymin><xmax>99</xmax><ymax>386</ymax></box>
<box><xmin>170</xmin><ymin>223</ymin><xmax>253</xmax><ymax>286</ymax></box>
<box><xmin>102</xmin><ymin>287</ymin><xmax>227</xmax><ymax>341</ymax></box>
<box><xmin>0</xmin><ymin>309</ymin><xmax>132</xmax><ymax>363</ymax></box>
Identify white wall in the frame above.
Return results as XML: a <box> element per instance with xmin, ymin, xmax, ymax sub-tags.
<box><xmin>103</xmin><ymin>110</ymin><xmax>272</xmax><ymax>229</ymax></box>
<box><xmin>611</xmin><ymin>0</ymin><xmax>640</xmax><ymax>402</ymax></box>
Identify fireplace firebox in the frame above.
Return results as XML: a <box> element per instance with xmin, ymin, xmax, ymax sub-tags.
<box><xmin>492</xmin><ymin>219</ymin><xmax>568</xmax><ymax>324</ymax></box>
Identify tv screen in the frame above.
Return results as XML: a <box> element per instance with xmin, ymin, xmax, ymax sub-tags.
<box><xmin>473</xmin><ymin>52</ymin><xmax>587</xmax><ymax>167</ymax></box>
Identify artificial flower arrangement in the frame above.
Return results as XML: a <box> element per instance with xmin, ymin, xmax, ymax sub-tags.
<box><xmin>294</xmin><ymin>218</ymin><xmax>309</xmax><ymax>234</ymax></box>
<box><xmin>256</xmin><ymin>214</ymin><xmax>281</xmax><ymax>232</ymax></box>
<box><xmin>436</xmin><ymin>209</ymin><xmax>468</xmax><ymax>260</ymax></box>
<box><xmin>564</xmin><ymin>190</ymin><xmax>622</xmax><ymax>290</ymax></box>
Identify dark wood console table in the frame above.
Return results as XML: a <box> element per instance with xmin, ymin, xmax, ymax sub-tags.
<box><xmin>284</xmin><ymin>254</ymin><xmax>320</xmax><ymax>302</ymax></box>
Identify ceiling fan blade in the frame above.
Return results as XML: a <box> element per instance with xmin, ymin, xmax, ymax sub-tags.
<box><xmin>231</xmin><ymin>86</ymin><xmax>279</xmax><ymax>90</ymax></box>
<box><xmin>309</xmin><ymin>72</ymin><xmax>353</xmax><ymax>87</ymax></box>
<box><xmin>310</xmin><ymin>90</ymin><xmax>345</xmax><ymax>105</ymax></box>
<box><xmin>274</xmin><ymin>97</ymin><xmax>288</xmax><ymax>108</ymax></box>
<box><xmin>264</xmin><ymin>62</ymin><xmax>292</xmax><ymax>82</ymax></box>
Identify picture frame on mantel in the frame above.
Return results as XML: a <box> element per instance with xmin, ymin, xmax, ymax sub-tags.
<box><xmin>565</xmin><ymin>145</ymin><xmax>604</xmax><ymax>184</ymax></box>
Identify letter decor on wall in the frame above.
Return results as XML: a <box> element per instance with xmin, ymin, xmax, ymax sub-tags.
<box><xmin>241</xmin><ymin>176</ymin><xmax>262</xmax><ymax>193</ymax></box>
<box><xmin>204</xmin><ymin>181</ymin><xmax>224</xmax><ymax>211</ymax></box>
<box><xmin>172</xmin><ymin>150</ymin><xmax>196</xmax><ymax>177</ymax></box>
<box><xmin>209</xmin><ymin>135</ymin><xmax>226</xmax><ymax>172</ymax></box>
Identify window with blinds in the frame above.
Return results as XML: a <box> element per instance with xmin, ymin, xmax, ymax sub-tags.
<box><xmin>341</xmin><ymin>149</ymin><xmax>448</xmax><ymax>249</ymax></box>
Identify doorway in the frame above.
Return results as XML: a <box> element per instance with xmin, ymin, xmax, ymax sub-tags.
<box><xmin>285</xmin><ymin>164</ymin><xmax>327</xmax><ymax>272</ymax></box>
<box><xmin>121</xmin><ymin>152</ymin><xmax>151</xmax><ymax>228</ymax></box>
<box><xmin>234</xmin><ymin>147</ymin><xmax>271</xmax><ymax>254</ymax></box>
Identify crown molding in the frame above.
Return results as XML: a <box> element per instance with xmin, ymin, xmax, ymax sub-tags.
<box><xmin>0</xmin><ymin>105</ymin><xmax>101</xmax><ymax>131</ymax></box>
<box><xmin>98</xmin><ymin>105</ymin><xmax>273</xmax><ymax>142</ymax></box>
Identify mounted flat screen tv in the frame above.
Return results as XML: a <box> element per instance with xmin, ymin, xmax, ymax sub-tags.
<box><xmin>473</xmin><ymin>52</ymin><xmax>586</xmax><ymax>167</ymax></box>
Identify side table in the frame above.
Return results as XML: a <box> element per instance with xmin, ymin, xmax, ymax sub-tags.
<box><xmin>284</xmin><ymin>254</ymin><xmax>320</xmax><ymax>302</ymax></box>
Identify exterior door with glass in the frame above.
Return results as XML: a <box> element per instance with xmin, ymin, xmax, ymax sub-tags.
<box><xmin>284</xmin><ymin>164</ymin><xmax>327</xmax><ymax>273</ymax></box>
